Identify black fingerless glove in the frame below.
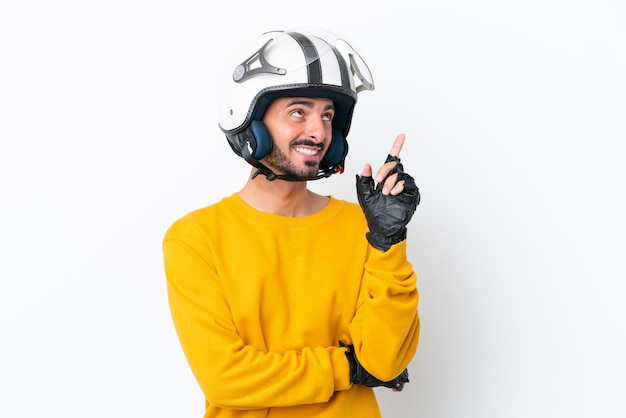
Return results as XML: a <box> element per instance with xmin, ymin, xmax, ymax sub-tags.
<box><xmin>356</xmin><ymin>155</ymin><xmax>420</xmax><ymax>251</ymax></box>
<box><xmin>340</xmin><ymin>342</ymin><xmax>410</xmax><ymax>391</ymax></box>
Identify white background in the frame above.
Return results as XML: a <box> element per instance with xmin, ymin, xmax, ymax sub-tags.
<box><xmin>1</xmin><ymin>1</ymin><xmax>625</xmax><ymax>417</ymax></box>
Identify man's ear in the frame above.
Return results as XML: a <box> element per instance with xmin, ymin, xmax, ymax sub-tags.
<box><xmin>321</xmin><ymin>129</ymin><xmax>347</xmax><ymax>168</ymax></box>
<box><xmin>249</xmin><ymin>120</ymin><xmax>273</xmax><ymax>159</ymax></box>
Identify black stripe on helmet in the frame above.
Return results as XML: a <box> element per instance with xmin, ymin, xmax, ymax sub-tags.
<box><xmin>287</xmin><ymin>32</ymin><xmax>322</xmax><ymax>84</ymax></box>
<box><xmin>330</xmin><ymin>45</ymin><xmax>351</xmax><ymax>90</ymax></box>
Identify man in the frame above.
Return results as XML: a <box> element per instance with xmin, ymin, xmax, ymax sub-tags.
<box><xmin>163</xmin><ymin>27</ymin><xmax>421</xmax><ymax>418</ymax></box>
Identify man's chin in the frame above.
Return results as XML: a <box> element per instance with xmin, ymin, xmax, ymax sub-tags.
<box><xmin>286</xmin><ymin>165</ymin><xmax>319</xmax><ymax>176</ymax></box>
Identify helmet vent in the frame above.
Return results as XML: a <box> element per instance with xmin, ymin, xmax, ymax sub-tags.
<box><xmin>233</xmin><ymin>39</ymin><xmax>287</xmax><ymax>83</ymax></box>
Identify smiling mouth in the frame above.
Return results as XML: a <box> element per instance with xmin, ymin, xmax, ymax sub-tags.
<box><xmin>293</xmin><ymin>146</ymin><xmax>321</xmax><ymax>156</ymax></box>
<box><xmin>291</xmin><ymin>138</ymin><xmax>324</xmax><ymax>158</ymax></box>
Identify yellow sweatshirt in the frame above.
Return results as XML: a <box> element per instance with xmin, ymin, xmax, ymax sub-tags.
<box><xmin>163</xmin><ymin>194</ymin><xmax>419</xmax><ymax>418</ymax></box>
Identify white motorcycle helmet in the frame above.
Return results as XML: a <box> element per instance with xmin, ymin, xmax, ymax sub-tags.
<box><xmin>218</xmin><ymin>27</ymin><xmax>374</xmax><ymax>181</ymax></box>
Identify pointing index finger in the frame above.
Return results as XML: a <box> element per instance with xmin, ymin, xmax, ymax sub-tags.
<box><xmin>389</xmin><ymin>133</ymin><xmax>406</xmax><ymax>158</ymax></box>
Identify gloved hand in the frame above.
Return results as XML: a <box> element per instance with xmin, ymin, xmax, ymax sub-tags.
<box><xmin>356</xmin><ymin>154</ymin><xmax>420</xmax><ymax>251</ymax></box>
<box><xmin>340</xmin><ymin>341</ymin><xmax>410</xmax><ymax>391</ymax></box>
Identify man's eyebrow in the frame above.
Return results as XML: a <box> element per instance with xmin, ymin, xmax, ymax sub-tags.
<box><xmin>286</xmin><ymin>99</ymin><xmax>335</xmax><ymax>111</ymax></box>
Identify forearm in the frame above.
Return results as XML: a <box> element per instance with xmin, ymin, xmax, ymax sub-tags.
<box><xmin>349</xmin><ymin>240</ymin><xmax>420</xmax><ymax>381</ymax></box>
<box><xmin>170</xmin><ymin>302</ymin><xmax>351</xmax><ymax>409</ymax></box>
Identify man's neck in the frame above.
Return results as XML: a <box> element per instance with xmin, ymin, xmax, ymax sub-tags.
<box><xmin>238</xmin><ymin>168</ymin><xmax>329</xmax><ymax>217</ymax></box>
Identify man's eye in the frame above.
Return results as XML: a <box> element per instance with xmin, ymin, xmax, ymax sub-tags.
<box><xmin>291</xmin><ymin>110</ymin><xmax>304</xmax><ymax>117</ymax></box>
<box><xmin>322</xmin><ymin>113</ymin><xmax>334</xmax><ymax>121</ymax></box>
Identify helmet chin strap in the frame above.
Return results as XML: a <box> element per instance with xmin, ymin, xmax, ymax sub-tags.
<box><xmin>241</xmin><ymin>141</ymin><xmax>335</xmax><ymax>182</ymax></box>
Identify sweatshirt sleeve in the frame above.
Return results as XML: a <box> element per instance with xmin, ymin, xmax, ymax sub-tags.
<box><xmin>348</xmin><ymin>240</ymin><xmax>420</xmax><ymax>381</ymax></box>
<box><xmin>163</xmin><ymin>218</ymin><xmax>352</xmax><ymax>410</ymax></box>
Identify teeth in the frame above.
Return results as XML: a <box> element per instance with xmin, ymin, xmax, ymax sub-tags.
<box><xmin>294</xmin><ymin>146</ymin><xmax>319</xmax><ymax>156</ymax></box>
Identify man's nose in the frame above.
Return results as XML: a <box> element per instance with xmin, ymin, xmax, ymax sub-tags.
<box><xmin>304</xmin><ymin>116</ymin><xmax>327</xmax><ymax>142</ymax></box>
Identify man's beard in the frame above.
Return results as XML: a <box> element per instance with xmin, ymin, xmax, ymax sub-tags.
<box><xmin>263</xmin><ymin>140</ymin><xmax>323</xmax><ymax>179</ymax></box>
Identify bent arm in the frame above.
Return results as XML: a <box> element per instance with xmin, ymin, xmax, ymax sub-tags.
<box><xmin>163</xmin><ymin>222</ymin><xmax>351</xmax><ymax>410</ymax></box>
<box><xmin>348</xmin><ymin>240</ymin><xmax>420</xmax><ymax>381</ymax></box>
